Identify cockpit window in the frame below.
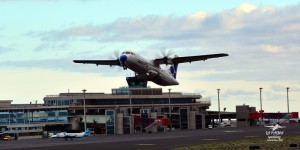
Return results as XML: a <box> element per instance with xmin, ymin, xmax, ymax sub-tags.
<box><xmin>122</xmin><ymin>51</ymin><xmax>135</xmax><ymax>55</ymax></box>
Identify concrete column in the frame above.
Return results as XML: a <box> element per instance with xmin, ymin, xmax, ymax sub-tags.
<box><xmin>130</xmin><ymin>116</ymin><xmax>134</xmax><ymax>134</ymax></box>
<box><xmin>69</xmin><ymin>117</ymin><xmax>80</xmax><ymax>130</ymax></box>
<box><xmin>202</xmin><ymin>114</ymin><xmax>206</xmax><ymax>129</ymax></box>
<box><xmin>116</xmin><ymin>113</ymin><xmax>124</xmax><ymax>134</ymax></box>
<box><xmin>189</xmin><ymin>111</ymin><xmax>196</xmax><ymax>130</ymax></box>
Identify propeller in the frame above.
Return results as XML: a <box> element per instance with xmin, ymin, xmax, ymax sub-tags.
<box><xmin>109</xmin><ymin>50</ymin><xmax>123</xmax><ymax>71</ymax></box>
<box><xmin>113</xmin><ymin>50</ymin><xmax>120</xmax><ymax>60</ymax></box>
<box><xmin>160</xmin><ymin>48</ymin><xmax>174</xmax><ymax>65</ymax></box>
<box><xmin>109</xmin><ymin>50</ymin><xmax>121</xmax><ymax>60</ymax></box>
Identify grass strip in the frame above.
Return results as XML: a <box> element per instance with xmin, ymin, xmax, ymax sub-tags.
<box><xmin>175</xmin><ymin>135</ymin><xmax>300</xmax><ymax>150</ymax></box>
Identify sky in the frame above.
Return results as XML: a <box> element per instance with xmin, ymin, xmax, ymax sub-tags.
<box><xmin>0</xmin><ymin>0</ymin><xmax>300</xmax><ymax>113</ymax></box>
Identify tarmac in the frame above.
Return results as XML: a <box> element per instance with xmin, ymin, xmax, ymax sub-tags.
<box><xmin>0</xmin><ymin>124</ymin><xmax>299</xmax><ymax>150</ymax></box>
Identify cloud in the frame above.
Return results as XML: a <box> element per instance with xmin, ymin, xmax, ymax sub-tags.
<box><xmin>200</xmin><ymin>64</ymin><xmax>300</xmax><ymax>81</ymax></box>
<box><xmin>272</xmin><ymin>84</ymin><xmax>300</xmax><ymax>92</ymax></box>
<box><xmin>260</xmin><ymin>44</ymin><xmax>283</xmax><ymax>54</ymax></box>
<box><xmin>18</xmin><ymin>3</ymin><xmax>300</xmax><ymax>83</ymax></box>
<box><xmin>0</xmin><ymin>46</ymin><xmax>13</xmax><ymax>54</ymax></box>
<box><xmin>0</xmin><ymin>0</ymin><xmax>88</xmax><ymax>2</ymax></box>
<box><xmin>225</xmin><ymin>89</ymin><xmax>256</xmax><ymax>96</ymax></box>
<box><xmin>0</xmin><ymin>58</ymin><xmax>133</xmax><ymax>77</ymax></box>
<box><xmin>236</xmin><ymin>3</ymin><xmax>257</xmax><ymax>13</ymax></box>
<box><xmin>28</xmin><ymin>3</ymin><xmax>300</xmax><ymax>76</ymax></box>
<box><xmin>34</xmin><ymin>42</ymin><xmax>69</xmax><ymax>51</ymax></box>
<box><xmin>19</xmin><ymin>3</ymin><xmax>300</xmax><ymax>84</ymax></box>
<box><xmin>30</xmin><ymin>3</ymin><xmax>300</xmax><ymax>51</ymax></box>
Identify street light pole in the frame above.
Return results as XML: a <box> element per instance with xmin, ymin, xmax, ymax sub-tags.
<box><xmin>82</xmin><ymin>89</ymin><xmax>87</xmax><ymax>131</ymax></box>
<box><xmin>168</xmin><ymin>88</ymin><xmax>172</xmax><ymax>129</ymax></box>
<box><xmin>259</xmin><ymin>87</ymin><xmax>263</xmax><ymax>125</ymax></box>
<box><xmin>217</xmin><ymin>89</ymin><xmax>221</xmax><ymax>124</ymax></box>
<box><xmin>287</xmin><ymin>87</ymin><xmax>289</xmax><ymax>114</ymax></box>
<box><xmin>129</xmin><ymin>90</ymin><xmax>132</xmax><ymax>115</ymax></box>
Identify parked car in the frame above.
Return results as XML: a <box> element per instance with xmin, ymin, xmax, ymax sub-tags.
<box><xmin>3</xmin><ymin>135</ymin><xmax>12</xmax><ymax>141</ymax></box>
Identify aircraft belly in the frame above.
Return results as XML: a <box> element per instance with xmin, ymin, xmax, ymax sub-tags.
<box><xmin>152</xmin><ymin>73</ymin><xmax>179</xmax><ymax>86</ymax></box>
<box><xmin>126</xmin><ymin>58</ymin><xmax>179</xmax><ymax>86</ymax></box>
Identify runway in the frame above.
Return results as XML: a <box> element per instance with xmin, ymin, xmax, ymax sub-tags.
<box><xmin>1</xmin><ymin>124</ymin><xmax>299</xmax><ymax>150</ymax></box>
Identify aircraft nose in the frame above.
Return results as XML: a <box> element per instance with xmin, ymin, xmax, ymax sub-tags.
<box><xmin>120</xmin><ymin>55</ymin><xmax>127</xmax><ymax>63</ymax></box>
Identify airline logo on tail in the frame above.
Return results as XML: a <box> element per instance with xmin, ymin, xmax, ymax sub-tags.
<box><xmin>169</xmin><ymin>63</ymin><xmax>178</xmax><ymax>79</ymax></box>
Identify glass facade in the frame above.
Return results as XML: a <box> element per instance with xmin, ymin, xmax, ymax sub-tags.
<box><xmin>45</xmin><ymin>100</ymin><xmax>74</xmax><ymax>106</ymax></box>
<box><xmin>180</xmin><ymin>108</ymin><xmax>188</xmax><ymax>129</ymax></box>
<box><xmin>44</xmin><ymin>98</ymin><xmax>194</xmax><ymax>106</ymax></box>
<box><xmin>105</xmin><ymin>110</ymin><xmax>115</xmax><ymax>134</ymax></box>
<box><xmin>140</xmin><ymin>109</ymin><xmax>150</xmax><ymax>132</ymax></box>
<box><xmin>85</xmin><ymin>98</ymin><xmax>194</xmax><ymax>105</ymax></box>
<box><xmin>0</xmin><ymin>109</ymin><xmax>68</xmax><ymax>125</ymax></box>
<box><xmin>123</xmin><ymin>116</ymin><xmax>131</xmax><ymax>134</ymax></box>
<box><xmin>196</xmin><ymin>115</ymin><xmax>203</xmax><ymax>129</ymax></box>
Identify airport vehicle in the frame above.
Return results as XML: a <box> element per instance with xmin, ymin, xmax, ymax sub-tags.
<box><xmin>265</xmin><ymin>123</ymin><xmax>285</xmax><ymax>132</ymax></box>
<box><xmin>73</xmin><ymin>50</ymin><xmax>228</xmax><ymax>86</ymax></box>
<box><xmin>50</xmin><ymin>129</ymin><xmax>90</xmax><ymax>141</ymax></box>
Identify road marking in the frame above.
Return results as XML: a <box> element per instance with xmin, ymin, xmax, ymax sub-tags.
<box><xmin>224</xmin><ymin>130</ymin><xmax>243</xmax><ymax>133</ymax></box>
<box><xmin>137</xmin><ymin>144</ymin><xmax>156</xmax><ymax>146</ymax></box>
<box><xmin>202</xmin><ymin>139</ymin><xmax>218</xmax><ymax>141</ymax></box>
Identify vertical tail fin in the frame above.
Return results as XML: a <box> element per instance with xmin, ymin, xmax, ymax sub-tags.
<box><xmin>169</xmin><ymin>63</ymin><xmax>178</xmax><ymax>79</ymax></box>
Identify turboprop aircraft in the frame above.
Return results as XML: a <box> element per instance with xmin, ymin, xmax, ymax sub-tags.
<box><xmin>73</xmin><ymin>50</ymin><xmax>228</xmax><ymax>86</ymax></box>
<box><xmin>50</xmin><ymin>129</ymin><xmax>90</xmax><ymax>141</ymax></box>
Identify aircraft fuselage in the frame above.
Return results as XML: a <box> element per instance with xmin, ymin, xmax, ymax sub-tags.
<box><xmin>120</xmin><ymin>52</ymin><xmax>179</xmax><ymax>86</ymax></box>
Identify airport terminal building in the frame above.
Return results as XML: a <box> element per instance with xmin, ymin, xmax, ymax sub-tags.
<box><xmin>0</xmin><ymin>87</ymin><xmax>211</xmax><ymax>139</ymax></box>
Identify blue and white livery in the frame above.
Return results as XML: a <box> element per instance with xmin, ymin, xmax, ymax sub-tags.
<box><xmin>50</xmin><ymin>129</ymin><xmax>90</xmax><ymax>141</ymax></box>
<box><xmin>74</xmin><ymin>51</ymin><xmax>228</xmax><ymax>86</ymax></box>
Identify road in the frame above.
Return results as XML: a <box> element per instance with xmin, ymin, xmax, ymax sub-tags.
<box><xmin>0</xmin><ymin>124</ymin><xmax>299</xmax><ymax>150</ymax></box>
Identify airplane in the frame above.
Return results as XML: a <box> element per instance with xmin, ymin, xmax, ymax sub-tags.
<box><xmin>73</xmin><ymin>50</ymin><xmax>228</xmax><ymax>86</ymax></box>
<box><xmin>265</xmin><ymin>123</ymin><xmax>285</xmax><ymax>132</ymax></box>
<box><xmin>50</xmin><ymin>128</ymin><xmax>90</xmax><ymax>141</ymax></box>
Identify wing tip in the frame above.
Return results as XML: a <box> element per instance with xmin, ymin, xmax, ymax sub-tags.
<box><xmin>219</xmin><ymin>53</ymin><xmax>229</xmax><ymax>57</ymax></box>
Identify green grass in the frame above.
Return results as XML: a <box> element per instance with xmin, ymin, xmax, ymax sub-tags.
<box><xmin>175</xmin><ymin>136</ymin><xmax>300</xmax><ymax>150</ymax></box>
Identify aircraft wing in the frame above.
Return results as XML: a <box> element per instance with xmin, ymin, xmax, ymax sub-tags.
<box><xmin>73</xmin><ymin>60</ymin><xmax>120</xmax><ymax>66</ymax></box>
<box><xmin>154</xmin><ymin>53</ymin><xmax>229</xmax><ymax>64</ymax></box>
